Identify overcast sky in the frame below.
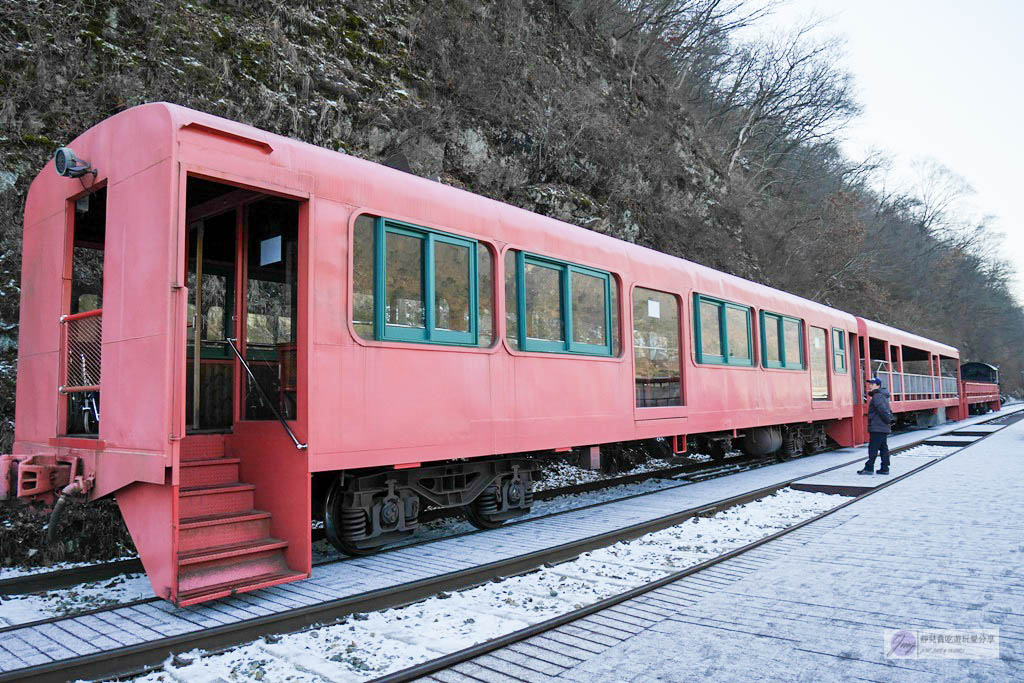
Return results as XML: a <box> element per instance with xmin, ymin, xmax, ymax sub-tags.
<box><xmin>755</xmin><ymin>0</ymin><xmax>1023</xmax><ymax>299</ymax></box>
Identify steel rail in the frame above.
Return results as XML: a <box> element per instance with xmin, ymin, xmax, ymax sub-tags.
<box><xmin>0</xmin><ymin>458</ymin><xmax>721</xmax><ymax>597</ymax></box>
<box><xmin>0</xmin><ymin>558</ymin><xmax>143</xmax><ymax>597</ymax></box>
<box><xmin>3</xmin><ymin>409</ymin><xmax>1020</xmax><ymax>682</ymax></box>
<box><xmin>373</xmin><ymin>412</ymin><xmax>1024</xmax><ymax>682</ymax></box>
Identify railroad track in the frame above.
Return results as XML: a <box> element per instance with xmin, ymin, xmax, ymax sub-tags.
<box><xmin>377</xmin><ymin>408</ymin><xmax>1024</xmax><ymax>682</ymax></box>
<box><xmin>1</xmin><ymin>408</ymin><xmax>1019</xmax><ymax>683</ymax></box>
<box><xmin>0</xmin><ymin>453</ymin><xmax>758</xmax><ymax>598</ymax></box>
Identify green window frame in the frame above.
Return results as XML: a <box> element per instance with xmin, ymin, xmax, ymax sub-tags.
<box><xmin>512</xmin><ymin>251</ymin><xmax>613</xmax><ymax>356</ymax></box>
<box><xmin>760</xmin><ymin>311</ymin><xmax>805</xmax><ymax>370</ymax></box>
<box><xmin>692</xmin><ymin>294</ymin><xmax>754</xmax><ymax>366</ymax></box>
<box><xmin>832</xmin><ymin>327</ymin><xmax>847</xmax><ymax>373</ymax></box>
<box><xmin>372</xmin><ymin>217</ymin><xmax>479</xmax><ymax>346</ymax></box>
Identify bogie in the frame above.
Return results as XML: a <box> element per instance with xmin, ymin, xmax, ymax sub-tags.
<box><xmin>319</xmin><ymin>457</ymin><xmax>537</xmax><ymax>554</ymax></box>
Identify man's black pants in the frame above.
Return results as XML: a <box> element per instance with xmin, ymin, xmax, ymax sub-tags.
<box><xmin>865</xmin><ymin>431</ymin><xmax>890</xmax><ymax>472</ymax></box>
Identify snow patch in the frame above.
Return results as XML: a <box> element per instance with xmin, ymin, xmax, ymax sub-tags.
<box><xmin>129</xmin><ymin>489</ymin><xmax>842</xmax><ymax>683</ymax></box>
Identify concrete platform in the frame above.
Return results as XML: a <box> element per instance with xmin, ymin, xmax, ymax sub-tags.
<box><xmin>439</xmin><ymin>412</ymin><xmax>1024</xmax><ymax>682</ymax></box>
<box><xmin>790</xmin><ymin>455</ymin><xmax>936</xmax><ymax>496</ymax></box>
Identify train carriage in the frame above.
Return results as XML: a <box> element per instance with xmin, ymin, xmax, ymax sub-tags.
<box><xmin>0</xmin><ymin>103</ymin><xmax>992</xmax><ymax>604</ymax></box>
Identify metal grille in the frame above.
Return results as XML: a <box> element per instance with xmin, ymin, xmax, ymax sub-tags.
<box><xmin>63</xmin><ymin>310</ymin><xmax>102</xmax><ymax>391</ymax></box>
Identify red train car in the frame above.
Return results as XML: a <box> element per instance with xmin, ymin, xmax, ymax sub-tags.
<box><xmin>0</xmin><ymin>104</ymin><xmax>992</xmax><ymax>605</ymax></box>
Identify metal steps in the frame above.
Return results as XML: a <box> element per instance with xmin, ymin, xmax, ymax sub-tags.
<box><xmin>174</xmin><ymin>435</ymin><xmax>302</xmax><ymax>606</ymax></box>
<box><xmin>176</xmin><ymin>569</ymin><xmax>307</xmax><ymax>607</ymax></box>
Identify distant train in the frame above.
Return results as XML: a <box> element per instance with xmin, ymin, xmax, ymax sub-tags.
<box><xmin>0</xmin><ymin>104</ymin><xmax>1002</xmax><ymax>605</ymax></box>
<box><xmin>960</xmin><ymin>362</ymin><xmax>1002</xmax><ymax>413</ymax></box>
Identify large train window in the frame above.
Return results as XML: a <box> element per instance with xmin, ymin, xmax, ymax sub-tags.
<box><xmin>809</xmin><ymin>326</ymin><xmax>830</xmax><ymax>399</ymax></box>
<box><xmin>692</xmin><ymin>294</ymin><xmax>753</xmax><ymax>366</ymax></box>
<box><xmin>760</xmin><ymin>311</ymin><xmax>805</xmax><ymax>370</ymax></box>
<box><xmin>832</xmin><ymin>327</ymin><xmax>847</xmax><ymax>373</ymax></box>
<box><xmin>504</xmin><ymin>250</ymin><xmax>615</xmax><ymax>356</ymax></box>
<box><xmin>633</xmin><ymin>288</ymin><xmax>681</xmax><ymax>407</ymax></box>
<box><xmin>351</xmin><ymin>215</ymin><xmax>495</xmax><ymax>347</ymax></box>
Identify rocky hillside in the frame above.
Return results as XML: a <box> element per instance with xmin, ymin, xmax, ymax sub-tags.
<box><xmin>1</xmin><ymin>0</ymin><xmax>1021</xmax><ymax>452</ymax></box>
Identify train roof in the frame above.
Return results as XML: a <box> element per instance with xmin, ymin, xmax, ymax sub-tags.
<box><xmin>34</xmin><ymin>103</ymin><xmax>957</xmax><ymax>343</ymax></box>
<box><xmin>856</xmin><ymin>318</ymin><xmax>958</xmax><ymax>357</ymax></box>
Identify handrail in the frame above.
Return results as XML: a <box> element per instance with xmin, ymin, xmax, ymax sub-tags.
<box><xmin>60</xmin><ymin>308</ymin><xmax>103</xmax><ymax>323</ymax></box>
<box><xmin>226</xmin><ymin>337</ymin><xmax>307</xmax><ymax>450</ymax></box>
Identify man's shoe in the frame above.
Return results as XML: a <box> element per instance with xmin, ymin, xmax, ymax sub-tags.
<box><xmin>857</xmin><ymin>468</ymin><xmax>873</xmax><ymax>475</ymax></box>
<box><xmin>877</xmin><ymin>469</ymin><xmax>889</xmax><ymax>475</ymax></box>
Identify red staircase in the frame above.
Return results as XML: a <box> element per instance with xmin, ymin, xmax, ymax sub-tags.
<box><xmin>175</xmin><ymin>435</ymin><xmax>305</xmax><ymax>606</ymax></box>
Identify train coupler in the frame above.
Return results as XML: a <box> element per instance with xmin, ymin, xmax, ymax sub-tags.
<box><xmin>0</xmin><ymin>453</ymin><xmax>83</xmax><ymax>504</ymax></box>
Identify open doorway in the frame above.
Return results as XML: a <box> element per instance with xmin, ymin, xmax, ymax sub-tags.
<box><xmin>184</xmin><ymin>177</ymin><xmax>301</xmax><ymax>433</ymax></box>
<box><xmin>64</xmin><ymin>187</ymin><xmax>106</xmax><ymax>435</ymax></box>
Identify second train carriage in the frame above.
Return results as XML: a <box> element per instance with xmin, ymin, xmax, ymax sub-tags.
<box><xmin>0</xmin><ymin>104</ymin><xmax>998</xmax><ymax>604</ymax></box>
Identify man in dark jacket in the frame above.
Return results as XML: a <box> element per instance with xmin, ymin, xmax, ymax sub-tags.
<box><xmin>858</xmin><ymin>377</ymin><xmax>893</xmax><ymax>475</ymax></box>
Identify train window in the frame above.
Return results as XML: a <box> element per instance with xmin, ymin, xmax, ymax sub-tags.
<box><xmin>693</xmin><ymin>294</ymin><xmax>753</xmax><ymax>366</ymax></box>
<box><xmin>504</xmin><ymin>250</ymin><xmax>519</xmax><ymax>349</ymax></box>
<box><xmin>611</xmin><ymin>277</ymin><xmax>621</xmax><ymax>356</ymax></box>
<box><xmin>784</xmin><ymin>319</ymin><xmax>802</xmax><ymax>366</ymax></box>
<box><xmin>571</xmin><ymin>270</ymin><xmax>608</xmax><ymax>346</ymax></box>
<box><xmin>832</xmin><ymin>327</ymin><xmax>847</xmax><ymax>373</ymax></box>
<box><xmin>352</xmin><ymin>215</ymin><xmax>375</xmax><ymax>340</ymax></box>
<box><xmin>810</xmin><ymin>326</ymin><xmax>829</xmax><ymax>399</ymax></box>
<box><xmin>524</xmin><ymin>262</ymin><xmax>565</xmax><ymax>344</ymax></box>
<box><xmin>698</xmin><ymin>299</ymin><xmax>723</xmax><ymax>360</ymax></box>
<box><xmin>726</xmin><ymin>306</ymin><xmax>751</xmax><ymax>362</ymax></box>
<box><xmin>760</xmin><ymin>311</ymin><xmax>805</xmax><ymax>370</ymax></box>
<box><xmin>478</xmin><ymin>246</ymin><xmax>494</xmax><ymax>347</ymax></box>
<box><xmin>633</xmin><ymin>288</ymin><xmax>681</xmax><ymax>407</ymax></box>
<box><xmin>385</xmin><ymin>230</ymin><xmax>427</xmax><ymax>332</ymax></box>
<box><xmin>351</xmin><ymin>216</ymin><xmax>488</xmax><ymax>347</ymax></box>
<box><xmin>506</xmin><ymin>251</ymin><xmax>614</xmax><ymax>356</ymax></box>
<box><xmin>434</xmin><ymin>239</ymin><xmax>472</xmax><ymax>336</ymax></box>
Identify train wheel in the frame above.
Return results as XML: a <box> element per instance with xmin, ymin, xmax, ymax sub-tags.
<box><xmin>464</xmin><ymin>484</ymin><xmax>505</xmax><ymax>530</ymax></box>
<box><xmin>708</xmin><ymin>441</ymin><xmax>729</xmax><ymax>463</ymax></box>
<box><xmin>323</xmin><ymin>478</ymin><xmax>384</xmax><ymax>556</ymax></box>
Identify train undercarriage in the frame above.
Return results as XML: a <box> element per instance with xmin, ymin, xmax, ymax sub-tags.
<box><xmin>314</xmin><ymin>457</ymin><xmax>538</xmax><ymax>555</ymax></box>
<box><xmin>313</xmin><ymin>420</ymin><xmax>837</xmax><ymax>556</ymax></box>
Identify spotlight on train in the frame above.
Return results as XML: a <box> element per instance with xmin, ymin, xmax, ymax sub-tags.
<box><xmin>53</xmin><ymin>147</ymin><xmax>96</xmax><ymax>178</ymax></box>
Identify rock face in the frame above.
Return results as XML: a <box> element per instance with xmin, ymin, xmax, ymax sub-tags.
<box><xmin>0</xmin><ymin>0</ymin><xmax>759</xmax><ymax>452</ymax></box>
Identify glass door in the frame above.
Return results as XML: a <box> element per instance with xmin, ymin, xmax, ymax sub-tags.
<box><xmin>186</xmin><ymin>209</ymin><xmax>237</xmax><ymax>431</ymax></box>
<box><xmin>242</xmin><ymin>197</ymin><xmax>299</xmax><ymax>421</ymax></box>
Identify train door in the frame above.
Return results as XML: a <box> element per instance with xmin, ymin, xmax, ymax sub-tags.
<box><xmin>184</xmin><ymin>176</ymin><xmax>301</xmax><ymax>433</ymax></box>
<box><xmin>850</xmin><ymin>332</ymin><xmax>858</xmax><ymax>404</ymax></box>
<box><xmin>185</xmin><ymin>205</ymin><xmax>237</xmax><ymax>431</ymax></box>
<box><xmin>62</xmin><ymin>186</ymin><xmax>107</xmax><ymax>435</ymax></box>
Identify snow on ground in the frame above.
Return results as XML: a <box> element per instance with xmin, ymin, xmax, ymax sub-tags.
<box><xmin>129</xmin><ymin>488</ymin><xmax>842</xmax><ymax>683</ymax></box>
<box><xmin>532</xmin><ymin>456</ymin><xmax>678</xmax><ymax>492</ymax></box>
<box><xmin>0</xmin><ymin>572</ymin><xmax>152</xmax><ymax>627</ymax></box>
<box><xmin>312</xmin><ymin>473</ymin><xmax>691</xmax><ymax>563</ymax></box>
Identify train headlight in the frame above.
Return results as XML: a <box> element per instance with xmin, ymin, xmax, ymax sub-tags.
<box><xmin>53</xmin><ymin>147</ymin><xmax>95</xmax><ymax>178</ymax></box>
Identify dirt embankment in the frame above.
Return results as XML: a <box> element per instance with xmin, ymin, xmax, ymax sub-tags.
<box><xmin>1</xmin><ymin>498</ymin><xmax>135</xmax><ymax>569</ymax></box>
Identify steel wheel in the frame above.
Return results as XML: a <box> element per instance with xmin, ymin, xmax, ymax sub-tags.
<box><xmin>323</xmin><ymin>477</ymin><xmax>381</xmax><ymax>556</ymax></box>
<box><xmin>464</xmin><ymin>484</ymin><xmax>505</xmax><ymax>530</ymax></box>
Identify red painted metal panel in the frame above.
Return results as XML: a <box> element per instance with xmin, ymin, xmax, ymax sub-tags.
<box><xmin>10</xmin><ymin>103</ymin><xmax>992</xmax><ymax>604</ymax></box>
<box><xmin>231</xmin><ymin>424</ymin><xmax>312</xmax><ymax>579</ymax></box>
<box><xmin>117</xmin><ymin>481</ymin><xmax>176</xmax><ymax>601</ymax></box>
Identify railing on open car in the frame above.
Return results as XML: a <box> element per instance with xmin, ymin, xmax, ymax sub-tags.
<box><xmin>59</xmin><ymin>309</ymin><xmax>102</xmax><ymax>394</ymax></box>
<box><xmin>876</xmin><ymin>371</ymin><xmax>958</xmax><ymax>400</ymax></box>
<box><xmin>963</xmin><ymin>381</ymin><xmax>1000</xmax><ymax>403</ymax></box>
